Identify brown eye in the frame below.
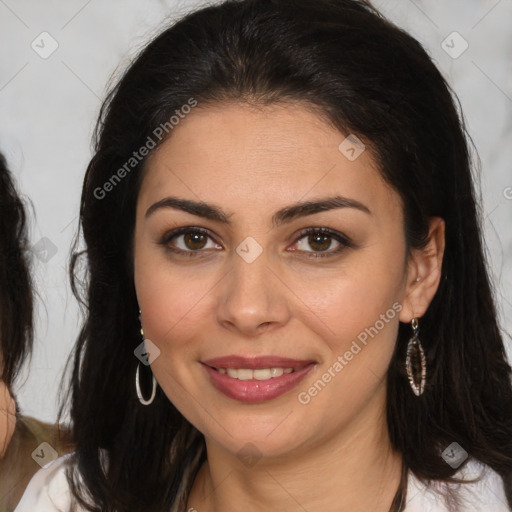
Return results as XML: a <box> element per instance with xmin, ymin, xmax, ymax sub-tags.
<box><xmin>159</xmin><ymin>227</ymin><xmax>222</xmax><ymax>257</ymax></box>
<box><xmin>182</xmin><ymin>232</ymin><xmax>208</xmax><ymax>250</ymax></box>
<box><xmin>304</xmin><ymin>232</ymin><xmax>334</xmax><ymax>252</ymax></box>
<box><xmin>291</xmin><ymin>228</ymin><xmax>353</xmax><ymax>259</ymax></box>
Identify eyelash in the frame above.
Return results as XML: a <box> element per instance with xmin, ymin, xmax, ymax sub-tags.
<box><xmin>158</xmin><ymin>226</ymin><xmax>354</xmax><ymax>259</ymax></box>
<box><xmin>158</xmin><ymin>227</ymin><xmax>355</xmax><ymax>259</ymax></box>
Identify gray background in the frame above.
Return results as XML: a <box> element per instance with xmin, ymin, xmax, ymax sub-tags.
<box><xmin>1</xmin><ymin>0</ymin><xmax>511</xmax><ymax>423</ymax></box>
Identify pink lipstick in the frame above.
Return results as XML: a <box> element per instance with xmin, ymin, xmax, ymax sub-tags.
<box><xmin>201</xmin><ymin>355</ymin><xmax>316</xmax><ymax>403</ymax></box>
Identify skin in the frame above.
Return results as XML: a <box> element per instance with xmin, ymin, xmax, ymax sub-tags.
<box><xmin>133</xmin><ymin>101</ymin><xmax>445</xmax><ymax>512</ymax></box>
<box><xmin>0</xmin><ymin>375</ymin><xmax>16</xmax><ymax>459</ymax></box>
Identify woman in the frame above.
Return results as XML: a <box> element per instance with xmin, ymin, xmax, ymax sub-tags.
<box><xmin>0</xmin><ymin>153</ymin><xmax>73</xmax><ymax>511</ymax></box>
<box><xmin>15</xmin><ymin>0</ymin><xmax>512</xmax><ymax>510</ymax></box>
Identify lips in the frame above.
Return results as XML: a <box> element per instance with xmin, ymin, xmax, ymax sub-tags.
<box><xmin>200</xmin><ymin>355</ymin><xmax>317</xmax><ymax>402</ymax></box>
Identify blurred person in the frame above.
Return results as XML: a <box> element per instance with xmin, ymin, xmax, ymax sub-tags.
<box><xmin>0</xmin><ymin>153</ymin><xmax>73</xmax><ymax>511</ymax></box>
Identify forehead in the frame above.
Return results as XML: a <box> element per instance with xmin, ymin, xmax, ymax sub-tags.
<box><xmin>138</xmin><ymin>101</ymin><xmax>400</xmax><ymax>219</ymax></box>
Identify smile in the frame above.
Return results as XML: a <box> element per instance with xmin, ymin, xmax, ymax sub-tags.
<box><xmin>216</xmin><ymin>367</ymin><xmax>294</xmax><ymax>380</ymax></box>
<box><xmin>200</xmin><ymin>356</ymin><xmax>316</xmax><ymax>402</ymax></box>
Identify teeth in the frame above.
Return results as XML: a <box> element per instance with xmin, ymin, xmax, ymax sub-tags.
<box><xmin>237</xmin><ymin>369</ymin><xmax>253</xmax><ymax>381</ymax></box>
<box><xmin>227</xmin><ymin>368</ymin><xmax>238</xmax><ymax>378</ymax></box>
<box><xmin>254</xmin><ymin>369</ymin><xmax>272</xmax><ymax>380</ymax></box>
<box><xmin>217</xmin><ymin>367</ymin><xmax>295</xmax><ymax>380</ymax></box>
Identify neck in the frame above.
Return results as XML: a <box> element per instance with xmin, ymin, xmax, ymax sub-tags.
<box><xmin>187</xmin><ymin>387</ymin><xmax>403</xmax><ymax>512</ymax></box>
<box><xmin>0</xmin><ymin>380</ymin><xmax>16</xmax><ymax>459</ymax></box>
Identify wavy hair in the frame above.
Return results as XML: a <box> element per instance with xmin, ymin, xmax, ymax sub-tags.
<box><xmin>65</xmin><ymin>0</ymin><xmax>512</xmax><ymax>510</ymax></box>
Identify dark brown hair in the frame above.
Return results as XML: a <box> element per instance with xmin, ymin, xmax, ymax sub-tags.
<box><xmin>0</xmin><ymin>153</ymin><xmax>33</xmax><ymax>389</ymax></box>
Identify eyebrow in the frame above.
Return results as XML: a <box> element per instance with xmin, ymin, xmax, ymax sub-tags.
<box><xmin>145</xmin><ymin>195</ymin><xmax>371</xmax><ymax>227</ymax></box>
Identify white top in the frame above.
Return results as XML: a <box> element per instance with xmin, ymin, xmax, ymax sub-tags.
<box><xmin>14</xmin><ymin>453</ymin><xmax>510</xmax><ymax>511</ymax></box>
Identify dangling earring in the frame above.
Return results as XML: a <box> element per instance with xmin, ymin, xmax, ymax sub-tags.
<box><xmin>405</xmin><ymin>317</ymin><xmax>426</xmax><ymax>396</ymax></box>
<box><xmin>136</xmin><ymin>310</ymin><xmax>157</xmax><ymax>406</ymax></box>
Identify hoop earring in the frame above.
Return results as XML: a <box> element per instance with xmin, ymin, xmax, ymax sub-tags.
<box><xmin>405</xmin><ymin>318</ymin><xmax>426</xmax><ymax>396</ymax></box>
<box><xmin>136</xmin><ymin>309</ymin><xmax>157</xmax><ymax>406</ymax></box>
<box><xmin>136</xmin><ymin>362</ymin><xmax>157</xmax><ymax>406</ymax></box>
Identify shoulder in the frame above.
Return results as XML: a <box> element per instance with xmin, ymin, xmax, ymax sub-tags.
<box><xmin>17</xmin><ymin>415</ymin><xmax>74</xmax><ymax>453</ymax></box>
<box><xmin>0</xmin><ymin>415</ymin><xmax>74</xmax><ymax>511</ymax></box>
<box><xmin>405</xmin><ymin>458</ymin><xmax>511</xmax><ymax>512</ymax></box>
<box><xmin>13</xmin><ymin>452</ymin><xmax>77</xmax><ymax>512</ymax></box>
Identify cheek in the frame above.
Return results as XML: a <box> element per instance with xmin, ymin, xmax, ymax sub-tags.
<box><xmin>299</xmin><ymin>251</ymin><xmax>405</xmax><ymax>403</ymax></box>
<box><xmin>136</xmin><ymin>270</ymin><xmax>199</xmax><ymax>346</ymax></box>
<box><xmin>335</xmin><ymin>275</ymin><xmax>401</xmax><ymax>334</ymax></box>
<box><xmin>135</xmin><ymin>262</ymin><xmax>208</xmax><ymax>421</ymax></box>
<box><xmin>296</xmin><ymin>250</ymin><xmax>405</xmax><ymax>348</ymax></box>
<box><xmin>293</xmin><ymin>270</ymin><xmax>403</xmax><ymax>421</ymax></box>
<box><xmin>134</xmin><ymin>245</ymin><xmax>214</xmax><ymax>359</ymax></box>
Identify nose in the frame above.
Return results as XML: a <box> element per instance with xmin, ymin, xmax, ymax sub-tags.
<box><xmin>215</xmin><ymin>245</ymin><xmax>291</xmax><ymax>337</ymax></box>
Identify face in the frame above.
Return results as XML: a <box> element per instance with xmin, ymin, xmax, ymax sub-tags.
<box><xmin>134</xmin><ymin>102</ymin><xmax>416</xmax><ymax>461</ymax></box>
<box><xmin>0</xmin><ymin>365</ymin><xmax>16</xmax><ymax>458</ymax></box>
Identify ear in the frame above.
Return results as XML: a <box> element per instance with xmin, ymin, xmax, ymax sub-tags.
<box><xmin>399</xmin><ymin>217</ymin><xmax>445</xmax><ymax>323</ymax></box>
